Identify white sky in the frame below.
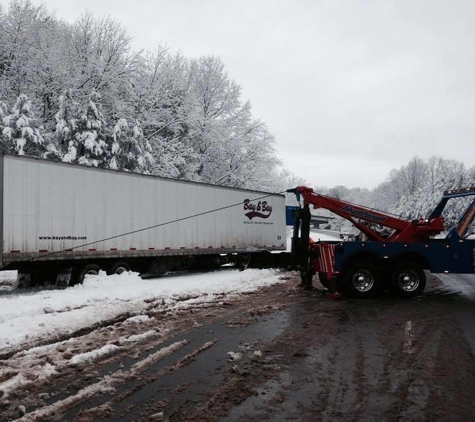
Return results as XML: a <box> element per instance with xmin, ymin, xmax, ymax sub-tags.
<box><xmin>4</xmin><ymin>0</ymin><xmax>475</xmax><ymax>188</ymax></box>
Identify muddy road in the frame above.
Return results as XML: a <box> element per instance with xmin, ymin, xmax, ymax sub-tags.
<box><xmin>2</xmin><ymin>271</ymin><xmax>475</xmax><ymax>421</ymax></box>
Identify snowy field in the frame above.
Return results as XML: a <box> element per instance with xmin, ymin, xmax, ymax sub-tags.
<box><xmin>0</xmin><ymin>269</ymin><xmax>284</xmax><ymax>356</ymax></box>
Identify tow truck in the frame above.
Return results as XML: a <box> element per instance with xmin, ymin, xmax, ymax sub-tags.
<box><xmin>288</xmin><ymin>186</ymin><xmax>475</xmax><ymax>297</ymax></box>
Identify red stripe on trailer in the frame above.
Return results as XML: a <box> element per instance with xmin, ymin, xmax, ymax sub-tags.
<box><xmin>88</xmin><ymin>248</ymin><xmax>96</xmax><ymax>251</ymax></box>
<box><xmin>11</xmin><ymin>250</ymin><xmax>20</xmax><ymax>253</ymax></box>
<box><xmin>130</xmin><ymin>247</ymin><xmax>136</xmax><ymax>251</ymax></box>
<box><xmin>39</xmin><ymin>249</ymin><xmax>48</xmax><ymax>253</ymax></box>
<box><xmin>110</xmin><ymin>248</ymin><xmax>117</xmax><ymax>251</ymax></box>
<box><xmin>149</xmin><ymin>247</ymin><xmax>155</xmax><ymax>250</ymax></box>
<box><xmin>65</xmin><ymin>249</ymin><xmax>73</xmax><ymax>252</ymax></box>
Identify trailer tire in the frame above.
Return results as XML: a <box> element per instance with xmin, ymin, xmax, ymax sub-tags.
<box><xmin>72</xmin><ymin>264</ymin><xmax>102</xmax><ymax>285</ymax></box>
<box><xmin>344</xmin><ymin>261</ymin><xmax>380</xmax><ymax>297</ymax></box>
<box><xmin>108</xmin><ymin>261</ymin><xmax>131</xmax><ymax>275</ymax></box>
<box><xmin>318</xmin><ymin>272</ymin><xmax>330</xmax><ymax>289</ymax></box>
<box><xmin>391</xmin><ymin>262</ymin><xmax>426</xmax><ymax>298</ymax></box>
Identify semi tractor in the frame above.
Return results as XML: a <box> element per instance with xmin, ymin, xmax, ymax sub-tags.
<box><xmin>289</xmin><ymin>186</ymin><xmax>475</xmax><ymax>297</ymax></box>
<box><xmin>0</xmin><ymin>154</ymin><xmax>286</xmax><ymax>286</ymax></box>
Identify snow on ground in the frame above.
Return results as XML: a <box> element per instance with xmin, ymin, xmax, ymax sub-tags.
<box><xmin>0</xmin><ymin>270</ymin><xmax>18</xmax><ymax>291</ymax></box>
<box><xmin>0</xmin><ymin>269</ymin><xmax>284</xmax><ymax>355</ymax></box>
<box><xmin>69</xmin><ymin>344</ymin><xmax>120</xmax><ymax>367</ymax></box>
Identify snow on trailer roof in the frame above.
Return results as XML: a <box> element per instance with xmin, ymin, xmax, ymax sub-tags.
<box><xmin>0</xmin><ymin>153</ymin><xmax>285</xmax><ymax>198</ymax></box>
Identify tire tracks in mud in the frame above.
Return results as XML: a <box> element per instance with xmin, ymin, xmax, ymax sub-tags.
<box><xmin>184</xmin><ymin>274</ymin><xmax>475</xmax><ymax>422</ymax></box>
<box><xmin>0</xmin><ymin>279</ymin><xmax>296</xmax><ymax>421</ymax></box>
<box><xmin>3</xmin><ymin>273</ymin><xmax>475</xmax><ymax>421</ymax></box>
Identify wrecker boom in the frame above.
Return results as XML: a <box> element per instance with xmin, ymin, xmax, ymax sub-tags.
<box><xmin>290</xmin><ymin>186</ymin><xmax>445</xmax><ymax>243</ymax></box>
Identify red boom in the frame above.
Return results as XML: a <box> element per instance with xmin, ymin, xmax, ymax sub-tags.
<box><xmin>296</xmin><ymin>186</ymin><xmax>445</xmax><ymax>243</ymax></box>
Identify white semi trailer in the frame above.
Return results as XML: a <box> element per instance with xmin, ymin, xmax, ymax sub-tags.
<box><xmin>0</xmin><ymin>154</ymin><xmax>286</xmax><ymax>286</ymax></box>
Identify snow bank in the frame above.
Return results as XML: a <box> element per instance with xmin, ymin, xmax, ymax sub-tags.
<box><xmin>0</xmin><ymin>270</ymin><xmax>18</xmax><ymax>291</ymax></box>
<box><xmin>0</xmin><ymin>269</ymin><xmax>283</xmax><ymax>354</ymax></box>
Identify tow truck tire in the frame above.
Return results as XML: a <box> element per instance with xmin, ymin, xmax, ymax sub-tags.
<box><xmin>318</xmin><ymin>272</ymin><xmax>330</xmax><ymax>289</ymax></box>
<box><xmin>344</xmin><ymin>261</ymin><xmax>380</xmax><ymax>297</ymax></box>
<box><xmin>108</xmin><ymin>261</ymin><xmax>131</xmax><ymax>275</ymax></box>
<box><xmin>391</xmin><ymin>262</ymin><xmax>426</xmax><ymax>298</ymax></box>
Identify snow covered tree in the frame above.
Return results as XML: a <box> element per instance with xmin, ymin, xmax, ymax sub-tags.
<box><xmin>188</xmin><ymin>56</ymin><xmax>241</xmax><ymax>182</ymax></box>
<box><xmin>109</xmin><ymin>118</ymin><xmax>154</xmax><ymax>173</ymax></box>
<box><xmin>0</xmin><ymin>1</ymin><xmax>54</xmax><ymax>97</ymax></box>
<box><xmin>1</xmin><ymin>93</ymin><xmax>44</xmax><ymax>155</ymax></box>
<box><xmin>62</xmin><ymin>90</ymin><xmax>108</xmax><ymax>167</ymax></box>
<box><xmin>0</xmin><ymin>101</ymin><xmax>9</xmax><ymax>149</ymax></box>
<box><xmin>0</xmin><ymin>3</ymin><xmax>285</xmax><ymax>185</ymax></box>
<box><xmin>45</xmin><ymin>89</ymin><xmax>81</xmax><ymax>161</ymax></box>
<box><xmin>151</xmin><ymin>135</ymin><xmax>198</xmax><ymax>179</ymax></box>
<box><xmin>371</xmin><ymin>156</ymin><xmax>475</xmax><ymax>232</ymax></box>
<box><xmin>67</xmin><ymin>13</ymin><xmax>140</xmax><ymax>119</ymax></box>
<box><xmin>186</xmin><ymin>56</ymin><xmax>281</xmax><ymax>189</ymax></box>
<box><xmin>130</xmin><ymin>49</ymin><xmax>197</xmax><ymax>178</ymax></box>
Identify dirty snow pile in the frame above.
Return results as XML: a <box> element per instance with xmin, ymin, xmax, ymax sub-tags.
<box><xmin>0</xmin><ymin>270</ymin><xmax>17</xmax><ymax>291</ymax></box>
<box><xmin>0</xmin><ymin>269</ymin><xmax>284</xmax><ymax>354</ymax></box>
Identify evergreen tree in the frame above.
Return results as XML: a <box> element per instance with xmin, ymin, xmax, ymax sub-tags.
<box><xmin>108</xmin><ymin>118</ymin><xmax>127</xmax><ymax>170</ymax></box>
<box><xmin>1</xmin><ymin>94</ymin><xmax>44</xmax><ymax>155</ymax></box>
<box><xmin>0</xmin><ymin>101</ymin><xmax>9</xmax><ymax>151</ymax></box>
<box><xmin>110</xmin><ymin>119</ymin><xmax>154</xmax><ymax>172</ymax></box>
<box><xmin>66</xmin><ymin>90</ymin><xmax>108</xmax><ymax>167</ymax></box>
<box><xmin>48</xmin><ymin>89</ymin><xmax>81</xmax><ymax>161</ymax></box>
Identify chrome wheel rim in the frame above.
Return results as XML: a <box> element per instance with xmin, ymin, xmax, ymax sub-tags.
<box><xmin>352</xmin><ymin>269</ymin><xmax>374</xmax><ymax>292</ymax></box>
<box><xmin>398</xmin><ymin>269</ymin><xmax>420</xmax><ymax>292</ymax></box>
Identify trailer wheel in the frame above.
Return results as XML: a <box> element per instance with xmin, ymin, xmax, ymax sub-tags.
<box><xmin>318</xmin><ymin>272</ymin><xmax>330</xmax><ymax>289</ymax></box>
<box><xmin>345</xmin><ymin>261</ymin><xmax>380</xmax><ymax>297</ymax></box>
<box><xmin>108</xmin><ymin>261</ymin><xmax>130</xmax><ymax>275</ymax></box>
<box><xmin>391</xmin><ymin>262</ymin><xmax>426</xmax><ymax>298</ymax></box>
<box><xmin>72</xmin><ymin>264</ymin><xmax>102</xmax><ymax>285</ymax></box>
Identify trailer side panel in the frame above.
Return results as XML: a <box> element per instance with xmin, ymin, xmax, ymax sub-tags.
<box><xmin>1</xmin><ymin>156</ymin><xmax>285</xmax><ymax>266</ymax></box>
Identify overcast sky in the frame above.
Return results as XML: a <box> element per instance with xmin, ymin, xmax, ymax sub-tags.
<box><xmin>4</xmin><ymin>0</ymin><xmax>475</xmax><ymax>189</ymax></box>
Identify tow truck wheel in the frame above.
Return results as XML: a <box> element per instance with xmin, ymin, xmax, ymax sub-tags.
<box><xmin>345</xmin><ymin>261</ymin><xmax>380</xmax><ymax>297</ymax></box>
<box><xmin>391</xmin><ymin>262</ymin><xmax>426</xmax><ymax>298</ymax></box>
